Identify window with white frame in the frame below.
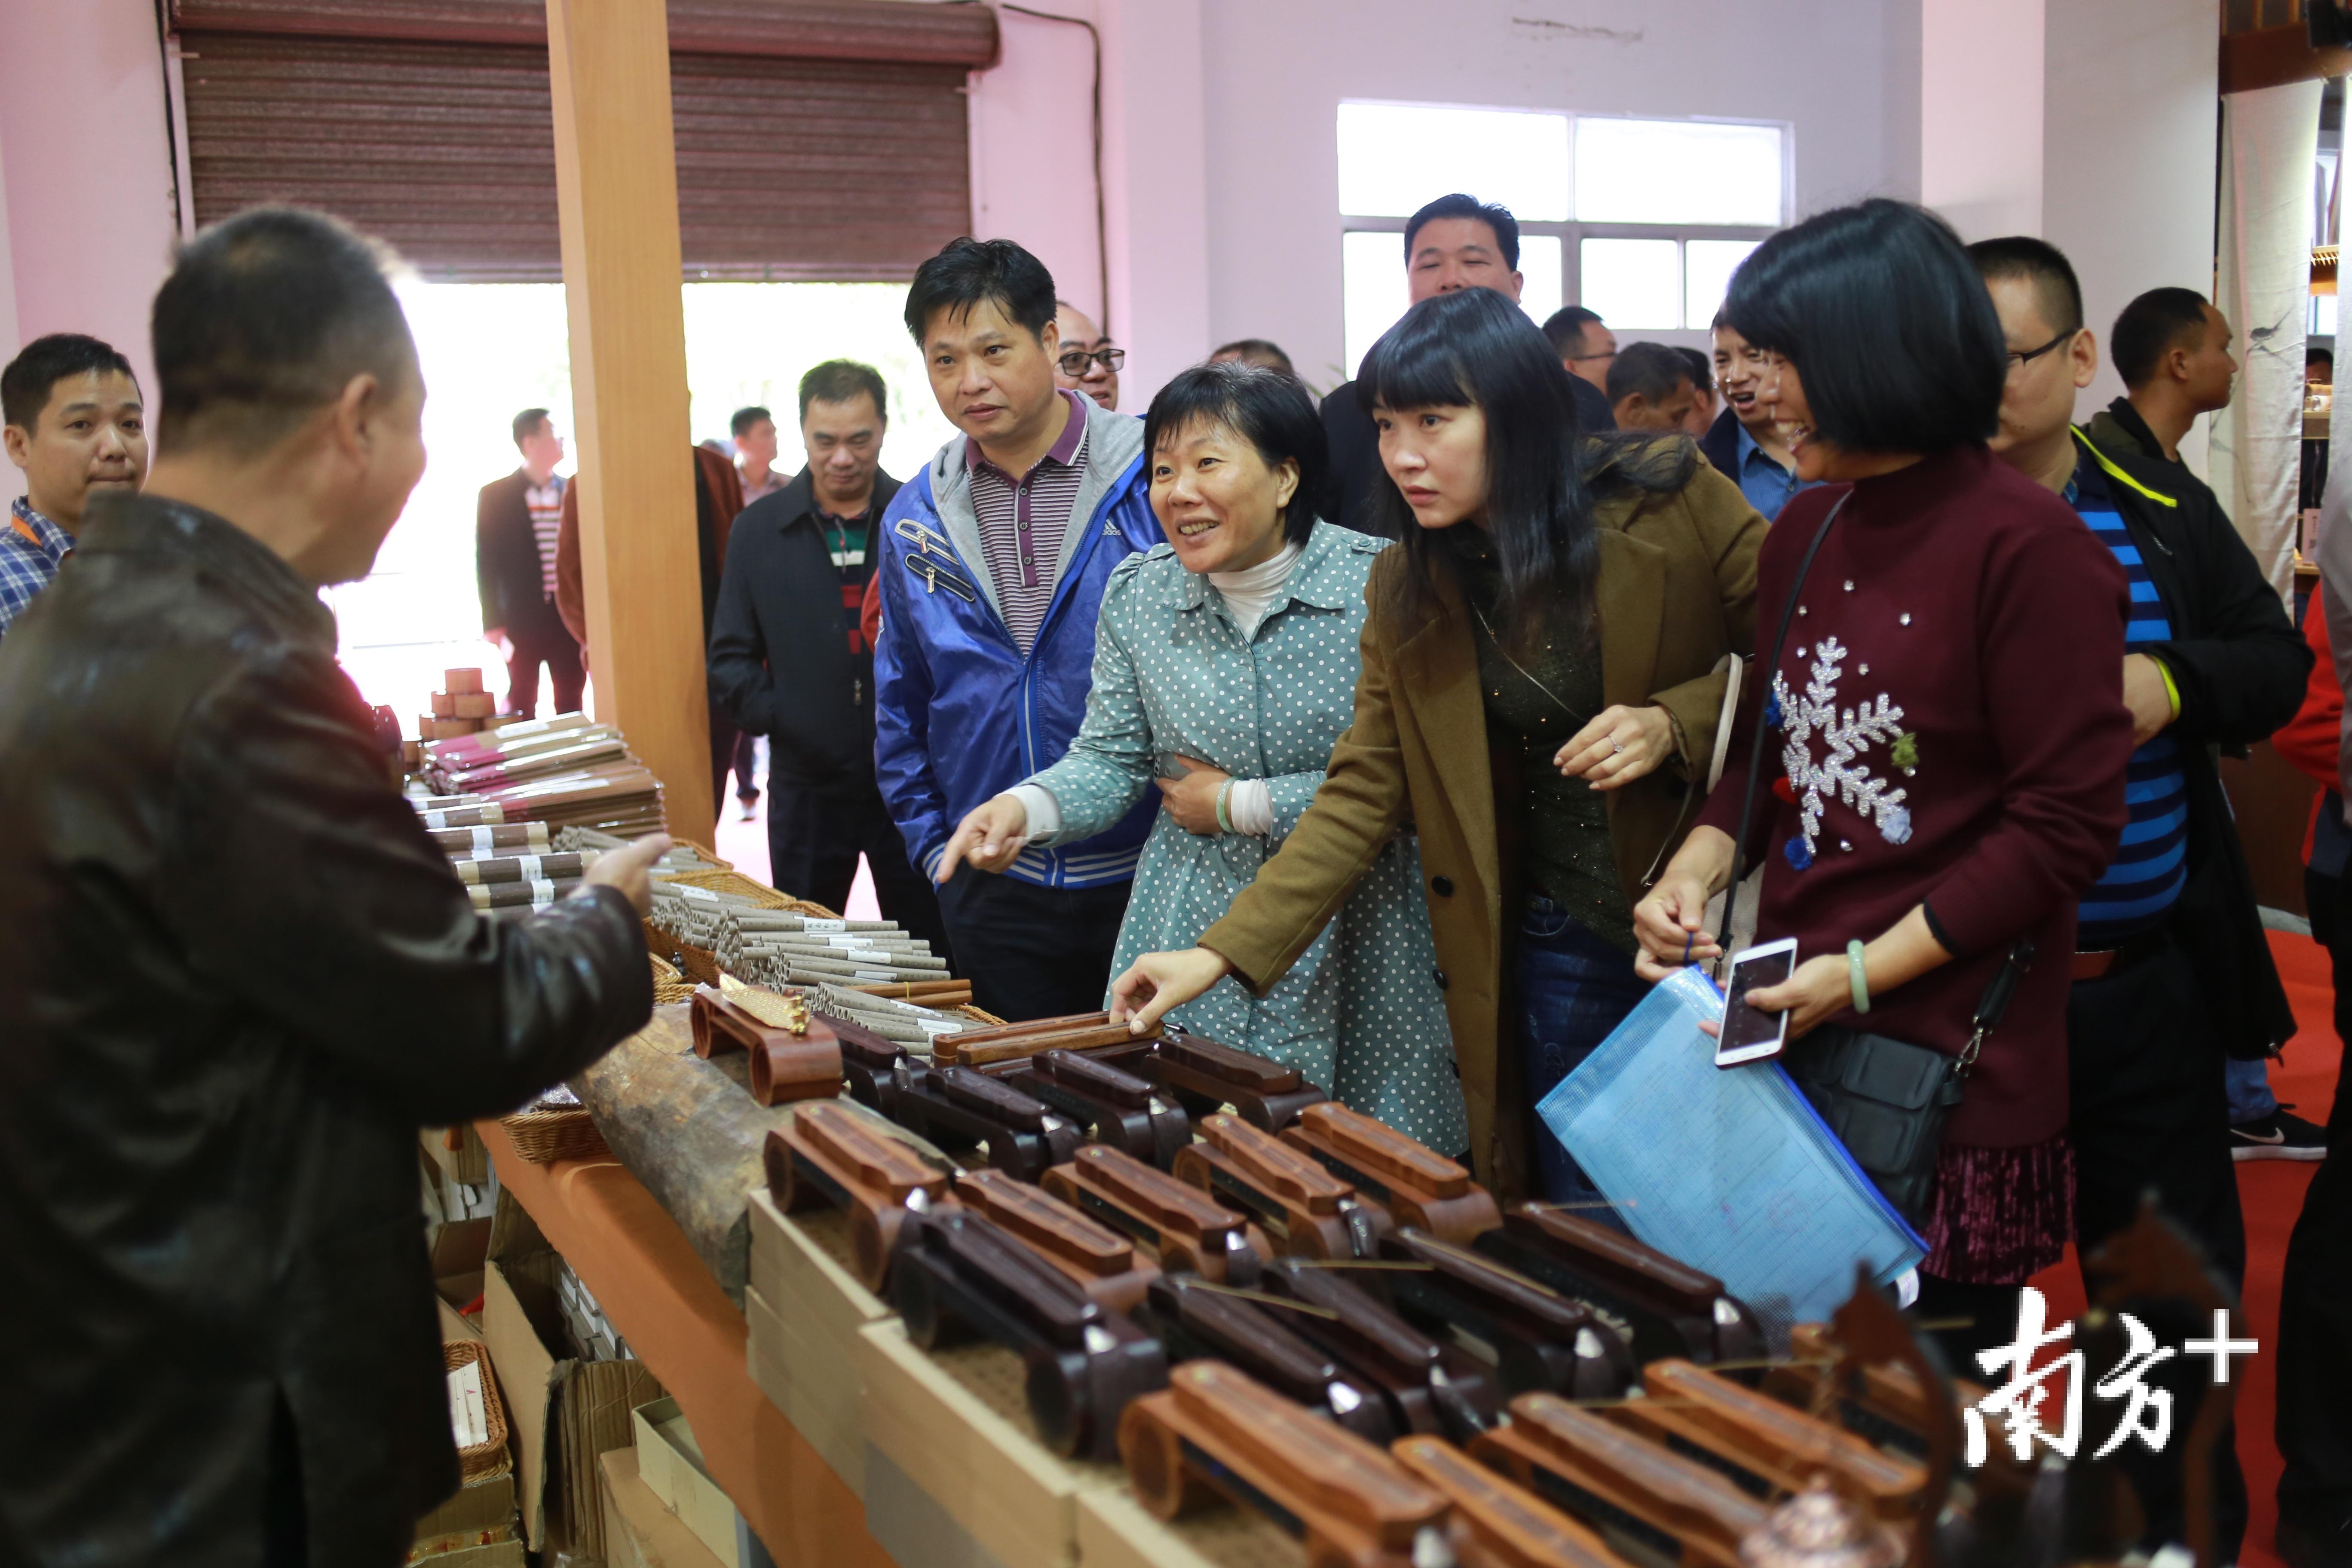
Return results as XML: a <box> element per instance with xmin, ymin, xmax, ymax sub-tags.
<box><xmin>1337</xmin><ymin>102</ymin><xmax>1790</xmax><ymax>373</ymax></box>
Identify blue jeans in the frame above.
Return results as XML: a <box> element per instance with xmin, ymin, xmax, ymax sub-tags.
<box><xmin>2223</xmin><ymin>1054</ymin><xmax>2278</xmax><ymax>1123</ymax></box>
<box><xmin>1515</xmin><ymin>897</ymin><xmax>1650</xmax><ymax>1218</ymax></box>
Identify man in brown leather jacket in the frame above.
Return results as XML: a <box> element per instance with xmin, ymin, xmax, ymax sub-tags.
<box><xmin>0</xmin><ymin>208</ymin><xmax>665</xmax><ymax>1567</ymax></box>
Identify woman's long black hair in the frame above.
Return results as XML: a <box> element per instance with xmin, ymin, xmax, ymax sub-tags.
<box><xmin>1721</xmin><ymin>198</ymin><xmax>2005</xmax><ymax>453</ymax></box>
<box><xmin>1356</xmin><ymin>286</ymin><xmax>1694</xmax><ymax>652</ymax></box>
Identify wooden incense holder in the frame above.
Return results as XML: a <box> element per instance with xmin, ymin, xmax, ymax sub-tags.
<box><xmin>1604</xmin><ymin>1358</ymin><xmax>1926</xmax><ymax>1522</ymax></box>
<box><xmin>1004</xmin><ymin>1047</ymin><xmax>1191</xmax><ymax>1168</ymax></box>
<box><xmin>1259</xmin><ymin>1258</ymin><xmax>1501</xmax><ymax>1446</ymax></box>
<box><xmin>829</xmin><ymin>1014</ymin><xmax>909</xmax><ymax>1115</ymax></box>
<box><xmin>937</xmin><ymin>1010</ymin><xmax>1164</xmax><ymax>1068</ymax></box>
<box><xmin>692</xmin><ymin>984</ymin><xmax>842</xmax><ymax>1105</ymax></box>
<box><xmin>1118</xmin><ymin>1361</ymin><xmax>1451</xmax><ymax>1568</ymax></box>
<box><xmin>1388</xmin><ymin>1435</ymin><xmax>1636</xmax><ymax>1568</ymax></box>
<box><xmin>1283</xmin><ymin>1102</ymin><xmax>1501</xmax><ymax>1244</ymax></box>
<box><xmin>1173</xmin><ymin>1112</ymin><xmax>1387</xmax><ymax>1260</ymax></box>
<box><xmin>1374</xmin><ymin>1230</ymin><xmax>1633</xmax><ymax>1400</ymax></box>
<box><xmin>762</xmin><ymin>1100</ymin><xmax>956</xmax><ymax>1291</ymax></box>
<box><xmin>891</xmin><ymin>1206</ymin><xmax>1167</xmax><ymax>1462</ymax></box>
<box><xmin>1470</xmin><ymin>1393</ymin><xmax>1771</xmax><ymax>1568</ymax></box>
<box><xmin>1133</xmin><ymin>1272</ymin><xmax>1393</xmax><ymax>1444</ymax></box>
<box><xmin>950</xmin><ymin>1168</ymin><xmax>1160</xmax><ymax>1312</ymax></box>
<box><xmin>887</xmin><ymin>1062</ymin><xmax>1082</xmax><ymax>1182</ymax></box>
<box><xmin>1474</xmin><ymin>1203</ymin><xmax>1766</xmax><ymax>1368</ymax></box>
<box><xmin>1041</xmin><ymin>1144</ymin><xmax>1269</xmax><ymax>1285</ymax></box>
<box><xmin>1146</xmin><ymin>1029</ymin><xmax>1329</xmax><ymax>1132</ymax></box>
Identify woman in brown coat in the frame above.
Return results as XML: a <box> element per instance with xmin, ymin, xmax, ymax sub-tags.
<box><xmin>1114</xmin><ymin>289</ymin><xmax>1767</xmax><ymax>1199</ymax></box>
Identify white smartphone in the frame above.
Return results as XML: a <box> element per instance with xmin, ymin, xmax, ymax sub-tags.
<box><xmin>1715</xmin><ymin>937</ymin><xmax>1798</xmax><ymax>1068</ymax></box>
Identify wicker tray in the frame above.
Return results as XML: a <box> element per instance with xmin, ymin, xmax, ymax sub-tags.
<box><xmin>649</xmin><ymin>950</ymin><xmax>695</xmax><ymax>1006</ymax></box>
<box><xmin>444</xmin><ymin>1340</ymin><xmax>513</xmax><ymax>1484</ymax></box>
<box><xmin>499</xmin><ymin>1103</ymin><xmax>612</xmax><ymax>1165</ymax></box>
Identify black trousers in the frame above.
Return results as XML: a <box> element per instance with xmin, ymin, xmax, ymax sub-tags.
<box><xmin>2278</xmin><ymin>866</ymin><xmax>2352</xmax><ymax>1543</ymax></box>
<box><xmin>2067</xmin><ymin>926</ymin><xmax>2247</xmax><ymax>1562</ymax></box>
<box><xmin>505</xmin><ymin>622</ymin><xmax>584</xmax><ymax>719</ymax></box>
<box><xmin>727</xmin><ymin>730</ymin><xmax>760</xmax><ymax>805</ymax></box>
<box><xmin>766</xmin><ymin>781</ymin><xmax>950</xmax><ymax>960</ymax></box>
<box><xmin>933</xmin><ymin>870</ymin><xmax>1130</xmax><ymax>1023</ymax></box>
<box><xmin>706</xmin><ymin>705</ymin><xmax>739</xmax><ymax>832</ymax></box>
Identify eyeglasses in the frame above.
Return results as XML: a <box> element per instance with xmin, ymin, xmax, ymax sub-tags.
<box><xmin>1057</xmin><ymin>347</ymin><xmax>1126</xmax><ymax>376</ymax></box>
<box><xmin>2006</xmin><ymin>329</ymin><xmax>2075</xmax><ymax>372</ymax></box>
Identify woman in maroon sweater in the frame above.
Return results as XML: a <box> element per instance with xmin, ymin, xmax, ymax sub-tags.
<box><xmin>1635</xmin><ymin>201</ymin><xmax>2134</xmax><ymax>1355</ymax></box>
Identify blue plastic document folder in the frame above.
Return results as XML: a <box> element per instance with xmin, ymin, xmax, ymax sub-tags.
<box><xmin>1536</xmin><ymin>966</ymin><xmax>1926</xmax><ymax>1341</ymax></box>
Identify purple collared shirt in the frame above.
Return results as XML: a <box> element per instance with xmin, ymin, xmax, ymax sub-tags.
<box><xmin>967</xmin><ymin>388</ymin><xmax>1090</xmax><ymax>656</ymax></box>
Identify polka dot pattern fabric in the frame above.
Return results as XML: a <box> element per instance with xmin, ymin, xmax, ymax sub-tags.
<box><xmin>1023</xmin><ymin>521</ymin><xmax>1469</xmax><ymax>1153</ymax></box>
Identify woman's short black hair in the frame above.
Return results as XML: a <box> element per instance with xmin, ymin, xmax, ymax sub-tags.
<box><xmin>1354</xmin><ymin>287</ymin><xmax>1694</xmax><ymax>649</ymax></box>
<box><xmin>1722</xmin><ymin>198</ymin><xmax>2003</xmax><ymax>454</ymax></box>
<box><xmin>1143</xmin><ymin>361</ymin><xmax>1328</xmax><ymax>547</ymax></box>
<box><xmin>903</xmin><ymin>237</ymin><xmax>1057</xmax><ymax>346</ymax></box>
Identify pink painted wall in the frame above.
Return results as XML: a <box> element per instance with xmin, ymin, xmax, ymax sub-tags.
<box><xmin>0</xmin><ymin>0</ymin><xmax>179</xmax><ymax>398</ymax></box>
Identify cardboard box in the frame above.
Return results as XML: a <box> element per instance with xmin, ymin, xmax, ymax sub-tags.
<box><xmin>480</xmin><ymin>1192</ymin><xmax>663</xmax><ymax>1558</ymax></box>
<box><xmin>413</xmin><ymin>1472</ymin><xmax>517</xmax><ymax>1559</ymax></box>
<box><xmin>423</xmin><ymin>1123</ymin><xmax>492</xmax><ymax>1188</ymax></box>
<box><xmin>600</xmin><ymin>1446</ymin><xmax>729</xmax><ymax>1568</ymax></box>
<box><xmin>631</xmin><ymin>1396</ymin><xmax>746</xmax><ymax>1568</ymax></box>
<box><xmin>431</xmin><ymin>1215</ymin><xmax>491</xmax><ymax>1340</ymax></box>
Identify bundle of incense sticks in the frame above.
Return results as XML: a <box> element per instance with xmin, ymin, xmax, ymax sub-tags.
<box><xmin>808</xmin><ymin>981</ymin><xmax>975</xmax><ymax>1051</ymax></box>
<box><xmin>451</xmin><ymin>850</ymin><xmax>599</xmax><ymax>885</ymax></box>
<box><xmin>430</xmin><ymin>821</ymin><xmax>552</xmax><ymax>858</ymax></box>
<box><xmin>412</xmin><ymin>714</ymin><xmax>665</xmax><ymax>836</ymax></box>
<box><xmin>555</xmin><ymin>827</ymin><xmax>726</xmax><ymax>876</ymax></box>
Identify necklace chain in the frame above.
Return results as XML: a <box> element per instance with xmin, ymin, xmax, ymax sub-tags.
<box><xmin>1470</xmin><ymin>601</ymin><xmax>1592</xmax><ymax>726</ymax></box>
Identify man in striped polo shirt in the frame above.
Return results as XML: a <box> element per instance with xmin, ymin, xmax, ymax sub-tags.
<box><xmin>874</xmin><ymin>239</ymin><xmax>1161</xmax><ymax>1020</ymax></box>
<box><xmin>1976</xmin><ymin>238</ymin><xmax>2312</xmax><ymax>1566</ymax></box>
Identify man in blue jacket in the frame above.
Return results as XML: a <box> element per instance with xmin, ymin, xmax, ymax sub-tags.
<box><xmin>874</xmin><ymin>238</ymin><xmax>1159</xmax><ymax>1020</ymax></box>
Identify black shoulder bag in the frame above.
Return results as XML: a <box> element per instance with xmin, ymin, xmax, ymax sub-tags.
<box><xmin>1717</xmin><ymin>495</ymin><xmax>2034</xmax><ymax>1226</ymax></box>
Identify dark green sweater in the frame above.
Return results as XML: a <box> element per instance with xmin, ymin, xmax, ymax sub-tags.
<box><xmin>1446</xmin><ymin>528</ymin><xmax>1634</xmax><ymax>952</ymax></box>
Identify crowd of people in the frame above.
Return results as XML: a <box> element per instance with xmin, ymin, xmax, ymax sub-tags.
<box><xmin>2</xmin><ymin>186</ymin><xmax>2349</xmax><ymax>1567</ymax></box>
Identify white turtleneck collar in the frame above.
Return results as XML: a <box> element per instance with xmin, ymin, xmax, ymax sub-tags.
<box><xmin>1207</xmin><ymin>539</ymin><xmax>1303</xmax><ymax>638</ymax></box>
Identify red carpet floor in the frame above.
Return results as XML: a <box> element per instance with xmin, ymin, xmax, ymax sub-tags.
<box><xmin>2024</xmin><ymin>929</ymin><xmax>2339</xmax><ymax>1568</ymax></box>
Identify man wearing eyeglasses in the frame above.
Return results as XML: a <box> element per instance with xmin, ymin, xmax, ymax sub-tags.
<box><xmin>1972</xmin><ymin>236</ymin><xmax>2309</xmax><ymax>1568</ymax></box>
<box><xmin>1053</xmin><ymin>300</ymin><xmax>1123</xmax><ymax>411</ymax></box>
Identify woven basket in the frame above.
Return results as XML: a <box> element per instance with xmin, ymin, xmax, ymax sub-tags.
<box><xmin>499</xmin><ymin>1104</ymin><xmax>611</xmax><ymax>1165</ymax></box>
<box><xmin>643</xmin><ymin>921</ymin><xmax>721</xmax><ymax>986</ymax></box>
<box><xmin>955</xmin><ymin>1004</ymin><xmax>1008</xmax><ymax>1027</ymax></box>
<box><xmin>443</xmin><ymin>1341</ymin><xmax>513</xmax><ymax>1484</ymax></box>
<box><xmin>665</xmin><ymin>868</ymin><xmax>800</xmax><ymax>909</ymax></box>
<box><xmin>649</xmin><ymin>951</ymin><xmax>695</xmax><ymax>1006</ymax></box>
<box><xmin>670</xmin><ymin>837</ymin><xmax>733</xmax><ymax>871</ymax></box>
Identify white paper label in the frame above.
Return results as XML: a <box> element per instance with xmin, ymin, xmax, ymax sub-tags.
<box><xmin>425</xmin><ymin>810</ymin><xmax>450</xmax><ymax>830</ymax></box>
<box><xmin>530</xmin><ymin>879</ymin><xmax>557</xmax><ymax>907</ymax></box>
<box><xmin>682</xmin><ymin>885</ymin><xmax>720</xmax><ymax>902</ymax></box>
<box><xmin>472</xmin><ymin>826</ymin><xmax>494</xmax><ymax>854</ymax></box>
<box><xmin>801</xmin><ymin>918</ymin><xmax>845</xmax><ymax>932</ymax></box>
<box><xmin>851</xmin><ymin>968</ymin><xmax>897</xmax><ymax>980</ymax></box>
<box><xmin>447</xmin><ymin>1360</ymin><xmax>489</xmax><ymax>1449</ymax></box>
<box><xmin>517</xmin><ymin>854</ymin><xmax>542</xmax><ymax>881</ymax></box>
<box><xmin>826</xmin><ymin>935</ymin><xmax>877</xmax><ymax>949</ymax></box>
<box><xmin>916</xmin><ymin>1017</ymin><xmax>962</xmax><ymax>1037</ymax></box>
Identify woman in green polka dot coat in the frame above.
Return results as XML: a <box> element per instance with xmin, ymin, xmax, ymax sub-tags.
<box><xmin>936</xmin><ymin>363</ymin><xmax>1467</xmax><ymax>1153</ymax></box>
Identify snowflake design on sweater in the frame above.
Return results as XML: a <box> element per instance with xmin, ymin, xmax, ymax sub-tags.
<box><xmin>1773</xmin><ymin>634</ymin><xmax>1912</xmax><ymax>865</ymax></box>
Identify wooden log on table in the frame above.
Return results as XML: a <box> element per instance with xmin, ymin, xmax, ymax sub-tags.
<box><xmin>571</xmin><ymin>1001</ymin><xmax>798</xmax><ymax>1305</ymax></box>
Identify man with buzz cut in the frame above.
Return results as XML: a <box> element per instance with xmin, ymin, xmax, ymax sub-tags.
<box><xmin>2086</xmin><ymin>285</ymin><xmax>2240</xmax><ymax>467</ymax></box>
<box><xmin>0</xmin><ymin>208</ymin><xmax>666</xmax><ymax>1567</ymax></box>
<box><xmin>1971</xmin><ymin>235</ymin><xmax>2310</xmax><ymax>1568</ymax></box>
<box><xmin>0</xmin><ymin>332</ymin><xmax>148</xmax><ymax>640</ymax></box>
<box><xmin>874</xmin><ymin>236</ymin><xmax>1160</xmax><ymax>1021</ymax></box>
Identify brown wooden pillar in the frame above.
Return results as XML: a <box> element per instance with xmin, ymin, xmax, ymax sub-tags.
<box><xmin>545</xmin><ymin>0</ymin><xmax>714</xmax><ymax>836</ymax></box>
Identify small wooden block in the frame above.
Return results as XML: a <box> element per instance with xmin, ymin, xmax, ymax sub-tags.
<box><xmin>453</xmin><ymin>691</ymin><xmax>497</xmax><ymax>718</ymax></box>
<box><xmin>432</xmin><ymin>690</ymin><xmax>459</xmax><ymax>716</ymax></box>
<box><xmin>445</xmin><ymin>667</ymin><xmax>485</xmax><ymax>694</ymax></box>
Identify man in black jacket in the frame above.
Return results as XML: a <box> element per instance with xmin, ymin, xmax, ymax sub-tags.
<box><xmin>475</xmin><ymin>407</ymin><xmax>584</xmax><ymax>718</ymax></box>
<box><xmin>1974</xmin><ymin>238</ymin><xmax>2309</xmax><ymax>1567</ymax></box>
<box><xmin>0</xmin><ymin>208</ymin><xmax>664</xmax><ymax>1568</ymax></box>
<box><xmin>708</xmin><ymin>359</ymin><xmax>947</xmax><ymax>952</ymax></box>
